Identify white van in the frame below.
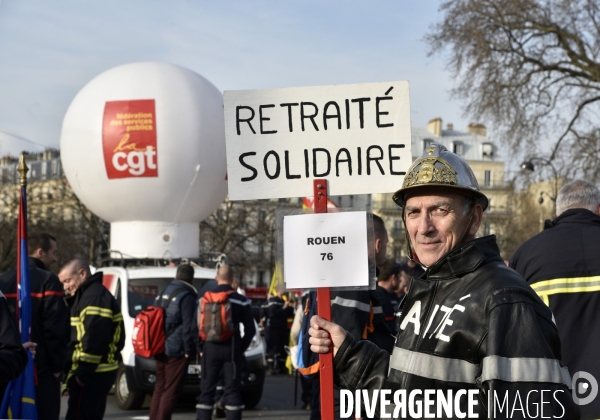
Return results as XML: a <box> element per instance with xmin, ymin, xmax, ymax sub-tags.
<box><xmin>98</xmin><ymin>264</ymin><xmax>266</xmax><ymax>410</ymax></box>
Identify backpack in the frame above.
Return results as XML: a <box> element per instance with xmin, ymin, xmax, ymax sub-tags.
<box><xmin>199</xmin><ymin>290</ymin><xmax>235</xmax><ymax>342</ymax></box>
<box><xmin>132</xmin><ymin>287</ymin><xmax>188</xmax><ymax>358</ymax></box>
<box><xmin>297</xmin><ymin>291</ymin><xmax>320</xmax><ymax>377</ymax></box>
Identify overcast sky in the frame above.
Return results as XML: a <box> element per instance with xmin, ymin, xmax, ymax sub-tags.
<box><xmin>0</xmin><ymin>0</ymin><xmax>470</xmax><ymax>156</ymax></box>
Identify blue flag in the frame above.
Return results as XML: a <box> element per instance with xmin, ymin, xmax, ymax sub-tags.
<box><xmin>1</xmin><ymin>185</ymin><xmax>38</xmax><ymax>419</ymax></box>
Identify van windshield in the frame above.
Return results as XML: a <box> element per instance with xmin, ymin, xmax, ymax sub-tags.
<box><xmin>127</xmin><ymin>277</ymin><xmax>216</xmax><ymax>317</ymax></box>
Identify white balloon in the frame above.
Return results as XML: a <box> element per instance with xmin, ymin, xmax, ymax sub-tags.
<box><xmin>60</xmin><ymin>62</ymin><xmax>227</xmax><ymax>258</ymax></box>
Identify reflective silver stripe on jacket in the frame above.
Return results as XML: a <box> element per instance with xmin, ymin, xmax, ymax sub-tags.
<box><xmin>389</xmin><ymin>348</ymin><xmax>571</xmax><ymax>388</ymax></box>
<box><xmin>230</xmin><ymin>298</ymin><xmax>250</xmax><ymax>306</ymax></box>
<box><xmin>481</xmin><ymin>355</ymin><xmax>572</xmax><ymax>388</ymax></box>
<box><xmin>389</xmin><ymin>348</ymin><xmax>478</xmax><ymax>383</ymax></box>
<box><xmin>330</xmin><ymin>296</ymin><xmax>370</xmax><ymax>313</ymax></box>
<box><xmin>196</xmin><ymin>404</ymin><xmax>214</xmax><ymax>410</ymax></box>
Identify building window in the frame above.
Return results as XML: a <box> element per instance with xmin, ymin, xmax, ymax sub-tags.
<box><xmin>484</xmin><ymin>223</ymin><xmax>491</xmax><ymax>236</ymax></box>
<box><xmin>423</xmin><ymin>139</ymin><xmax>433</xmax><ymax>151</ymax></box>
<box><xmin>452</xmin><ymin>141</ymin><xmax>463</xmax><ymax>156</ymax></box>
<box><xmin>484</xmin><ymin>170</ymin><xmax>491</xmax><ymax>187</ymax></box>
<box><xmin>258</xmin><ymin>271</ymin><xmax>265</xmax><ymax>287</ymax></box>
<box><xmin>482</xmin><ymin>143</ymin><xmax>493</xmax><ymax>159</ymax></box>
<box><xmin>394</xmin><ymin>220</ymin><xmax>402</xmax><ymax>229</ymax></box>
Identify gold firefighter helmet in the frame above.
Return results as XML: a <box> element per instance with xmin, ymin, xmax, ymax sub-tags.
<box><xmin>392</xmin><ymin>143</ymin><xmax>489</xmax><ymax>211</ymax></box>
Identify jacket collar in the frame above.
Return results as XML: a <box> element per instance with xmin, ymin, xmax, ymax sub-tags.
<box><xmin>544</xmin><ymin>208</ymin><xmax>600</xmax><ymax>230</ymax></box>
<box><xmin>214</xmin><ymin>284</ymin><xmax>234</xmax><ymax>292</ymax></box>
<box><xmin>425</xmin><ymin>236</ymin><xmax>503</xmax><ymax>280</ymax></box>
<box><xmin>77</xmin><ymin>271</ymin><xmax>104</xmax><ymax>295</ymax></box>
<box><xmin>28</xmin><ymin>256</ymin><xmax>47</xmax><ymax>270</ymax></box>
<box><xmin>376</xmin><ymin>284</ymin><xmax>396</xmax><ymax>298</ymax></box>
<box><xmin>170</xmin><ymin>278</ymin><xmax>197</xmax><ymax>293</ymax></box>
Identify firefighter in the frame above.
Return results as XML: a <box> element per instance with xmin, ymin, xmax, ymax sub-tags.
<box><xmin>0</xmin><ymin>232</ymin><xmax>69</xmax><ymax>420</ymax></box>
<box><xmin>308</xmin><ymin>143</ymin><xmax>579</xmax><ymax>419</ymax></box>
<box><xmin>196</xmin><ymin>265</ymin><xmax>255</xmax><ymax>420</ymax></box>
<box><xmin>262</xmin><ymin>286</ymin><xmax>290</xmax><ymax>374</ymax></box>
<box><xmin>59</xmin><ymin>258</ymin><xmax>125</xmax><ymax>420</ymax></box>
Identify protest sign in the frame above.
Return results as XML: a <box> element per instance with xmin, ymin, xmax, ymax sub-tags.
<box><xmin>283</xmin><ymin>211</ymin><xmax>368</xmax><ymax>289</ymax></box>
<box><xmin>224</xmin><ymin>81</ymin><xmax>411</xmax><ymax>200</ymax></box>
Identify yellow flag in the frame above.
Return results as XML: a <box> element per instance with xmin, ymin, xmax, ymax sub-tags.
<box><xmin>269</xmin><ymin>261</ymin><xmax>284</xmax><ymax>297</ymax></box>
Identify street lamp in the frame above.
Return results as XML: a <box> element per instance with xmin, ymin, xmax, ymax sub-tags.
<box><xmin>520</xmin><ymin>157</ymin><xmax>559</xmax><ymax>200</ymax></box>
<box><xmin>538</xmin><ymin>191</ymin><xmax>553</xmax><ymax>205</ymax></box>
<box><xmin>520</xmin><ymin>157</ymin><xmax>559</xmax><ymax>215</ymax></box>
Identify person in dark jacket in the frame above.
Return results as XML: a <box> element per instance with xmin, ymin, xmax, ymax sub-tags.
<box><xmin>0</xmin><ymin>289</ymin><xmax>29</xmax><ymax>398</ymax></box>
<box><xmin>262</xmin><ymin>286</ymin><xmax>290</xmax><ymax>374</ymax></box>
<box><xmin>375</xmin><ymin>258</ymin><xmax>401</xmax><ymax>335</ymax></box>
<box><xmin>150</xmin><ymin>264</ymin><xmax>199</xmax><ymax>420</ymax></box>
<box><xmin>0</xmin><ymin>232</ymin><xmax>69</xmax><ymax>420</ymax></box>
<box><xmin>196</xmin><ymin>265</ymin><xmax>255</xmax><ymax>420</ymax></box>
<box><xmin>58</xmin><ymin>258</ymin><xmax>125</xmax><ymax>420</ymax></box>
<box><xmin>308</xmin><ymin>144</ymin><xmax>579</xmax><ymax>419</ymax></box>
<box><xmin>510</xmin><ymin>179</ymin><xmax>600</xmax><ymax>419</ymax></box>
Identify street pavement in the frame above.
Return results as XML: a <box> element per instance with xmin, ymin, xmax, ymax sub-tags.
<box><xmin>59</xmin><ymin>373</ymin><xmax>311</xmax><ymax>419</ymax></box>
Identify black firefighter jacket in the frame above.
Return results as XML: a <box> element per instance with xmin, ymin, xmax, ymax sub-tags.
<box><xmin>65</xmin><ymin>271</ymin><xmax>124</xmax><ymax>386</ymax></box>
<box><xmin>0</xmin><ymin>290</ymin><xmax>27</xmax><ymax>397</ymax></box>
<box><xmin>510</xmin><ymin>208</ymin><xmax>600</xmax><ymax>418</ymax></box>
<box><xmin>0</xmin><ymin>257</ymin><xmax>70</xmax><ymax>375</ymax></box>
<box><xmin>333</xmin><ymin>236</ymin><xmax>579</xmax><ymax>419</ymax></box>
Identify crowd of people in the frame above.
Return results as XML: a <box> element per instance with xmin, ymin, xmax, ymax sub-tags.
<box><xmin>2</xmin><ymin>142</ymin><xmax>600</xmax><ymax>420</ymax></box>
<box><xmin>0</xmin><ymin>234</ymin><xmax>124</xmax><ymax>420</ymax></box>
<box><xmin>0</xmin><ymin>241</ymin><xmax>256</xmax><ymax>420</ymax></box>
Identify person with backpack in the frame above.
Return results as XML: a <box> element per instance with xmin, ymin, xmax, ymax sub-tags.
<box><xmin>149</xmin><ymin>264</ymin><xmax>199</xmax><ymax>420</ymax></box>
<box><xmin>196</xmin><ymin>265</ymin><xmax>255</xmax><ymax>420</ymax></box>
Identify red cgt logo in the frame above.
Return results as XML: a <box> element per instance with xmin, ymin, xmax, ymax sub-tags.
<box><xmin>102</xmin><ymin>99</ymin><xmax>158</xmax><ymax>179</ymax></box>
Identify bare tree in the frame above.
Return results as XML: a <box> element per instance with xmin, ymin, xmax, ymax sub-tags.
<box><xmin>426</xmin><ymin>0</ymin><xmax>600</xmax><ymax>180</ymax></box>
<box><xmin>497</xmin><ymin>186</ymin><xmax>548</xmax><ymax>257</ymax></box>
<box><xmin>199</xmin><ymin>200</ymin><xmax>278</xmax><ymax>285</ymax></box>
<box><xmin>0</xmin><ymin>177</ymin><xmax>108</xmax><ymax>273</ymax></box>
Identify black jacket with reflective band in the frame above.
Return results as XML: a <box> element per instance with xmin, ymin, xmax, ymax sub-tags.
<box><xmin>510</xmin><ymin>208</ymin><xmax>600</xmax><ymax>419</ymax></box>
<box><xmin>0</xmin><ymin>291</ymin><xmax>27</xmax><ymax>397</ymax></box>
<box><xmin>334</xmin><ymin>236</ymin><xmax>580</xmax><ymax>419</ymax></box>
<box><xmin>65</xmin><ymin>271</ymin><xmax>124</xmax><ymax>386</ymax></box>
<box><xmin>0</xmin><ymin>257</ymin><xmax>70</xmax><ymax>375</ymax></box>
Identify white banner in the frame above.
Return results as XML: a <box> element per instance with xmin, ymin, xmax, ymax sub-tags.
<box><xmin>224</xmin><ymin>81</ymin><xmax>412</xmax><ymax>200</ymax></box>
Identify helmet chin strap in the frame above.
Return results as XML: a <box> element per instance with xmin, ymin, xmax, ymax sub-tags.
<box><xmin>402</xmin><ymin>204</ymin><xmax>476</xmax><ymax>270</ymax></box>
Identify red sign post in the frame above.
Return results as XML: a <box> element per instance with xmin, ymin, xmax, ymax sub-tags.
<box><xmin>313</xmin><ymin>179</ymin><xmax>335</xmax><ymax>420</ymax></box>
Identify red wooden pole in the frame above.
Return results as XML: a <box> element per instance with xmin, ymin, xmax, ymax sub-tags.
<box><xmin>313</xmin><ymin>179</ymin><xmax>335</xmax><ymax>420</ymax></box>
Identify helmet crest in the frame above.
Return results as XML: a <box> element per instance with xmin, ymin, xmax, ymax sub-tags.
<box><xmin>393</xmin><ymin>143</ymin><xmax>488</xmax><ymax>211</ymax></box>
